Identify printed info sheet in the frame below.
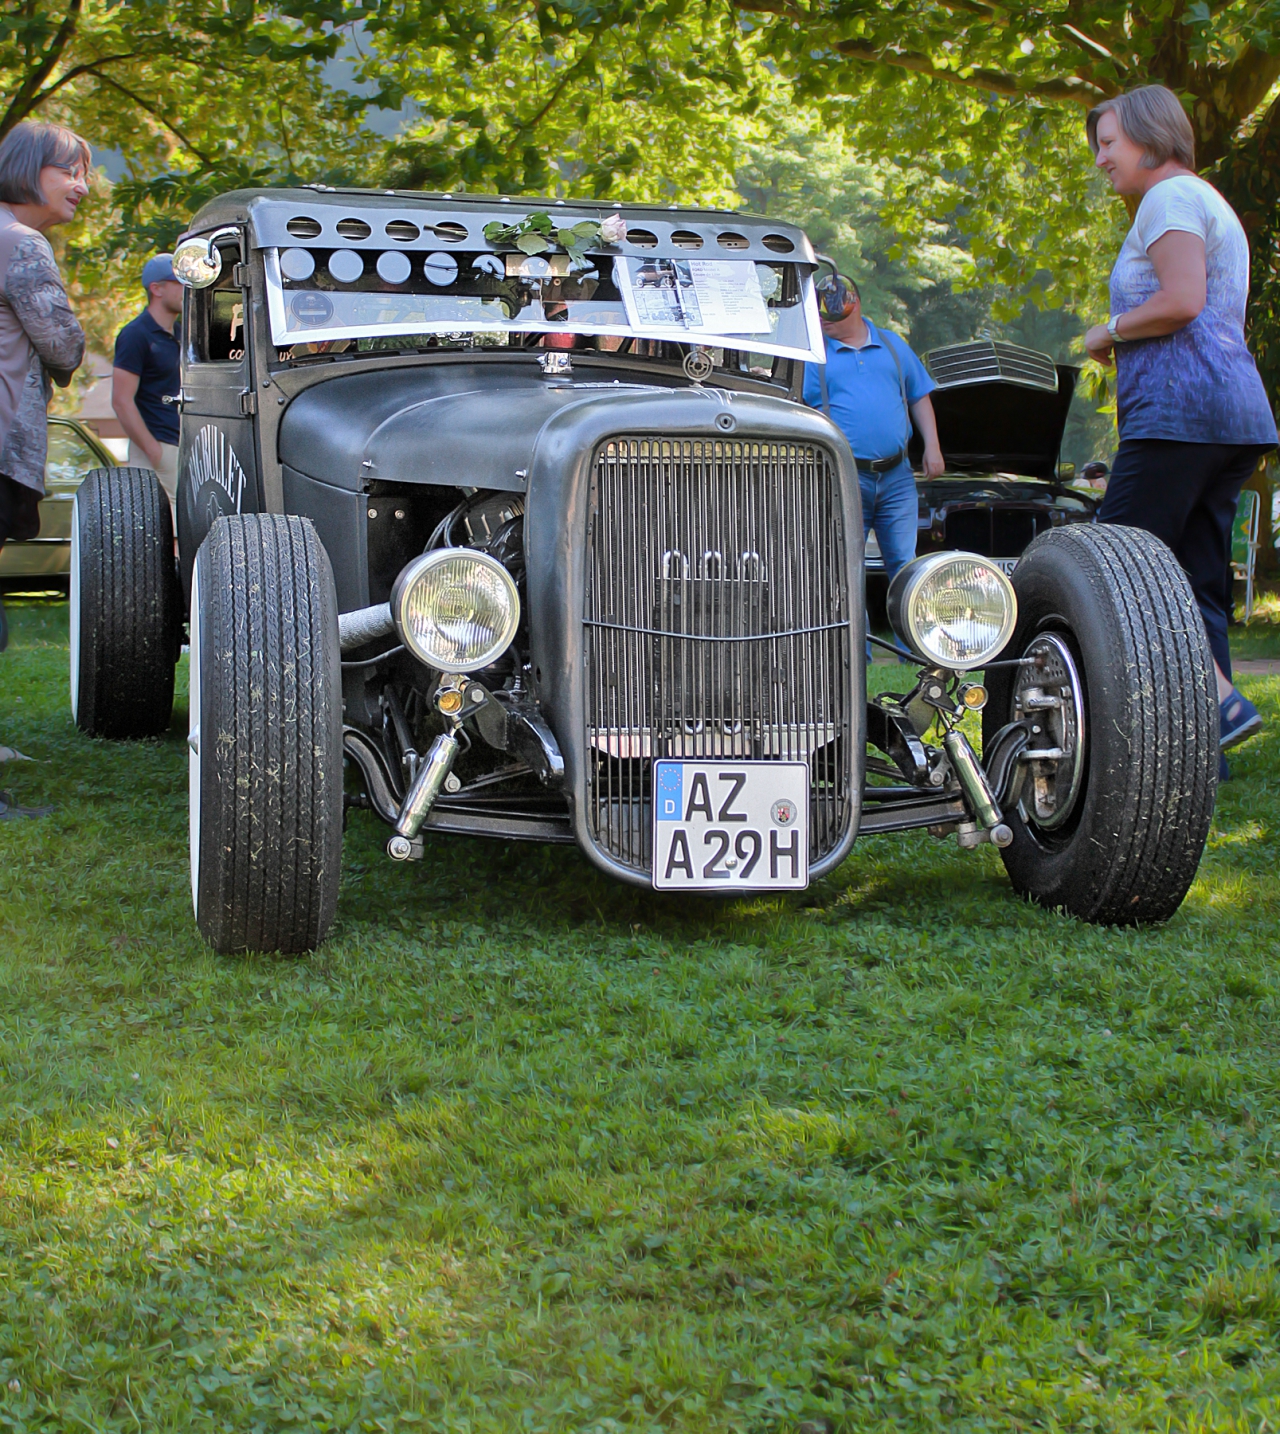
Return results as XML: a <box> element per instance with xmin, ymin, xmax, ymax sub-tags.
<box><xmin>615</xmin><ymin>257</ymin><xmax>770</xmax><ymax>336</ymax></box>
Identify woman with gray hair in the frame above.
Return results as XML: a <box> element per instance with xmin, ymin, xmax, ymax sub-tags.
<box><xmin>1083</xmin><ymin>85</ymin><xmax>1276</xmax><ymax>776</ymax></box>
<box><xmin>0</xmin><ymin>121</ymin><xmax>88</xmax><ymax>654</ymax></box>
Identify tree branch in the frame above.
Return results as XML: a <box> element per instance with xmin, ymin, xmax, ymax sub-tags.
<box><xmin>84</xmin><ymin>70</ymin><xmax>218</xmax><ymax>166</ymax></box>
<box><xmin>1056</xmin><ymin>23</ymin><xmax>1113</xmax><ymax>64</ymax></box>
<box><xmin>0</xmin><ymin>0</ymin><xmax>82</xmax><ymax>140</ymax></box>
<box><xmin>12</xmin><ymin>53</ymin><xmax>140</xmax><ymax>117</ymax></box>
<box><xmin>1209</xmin><ymin>45</ymin><xmax>1280</xmax><ymax>130</ymax></box>
<box><xmin>935</xmin><ymin>0</ymin><xmax>1002</xmax><ymax>18</ymax></box>
<box><xmin>828</xmin><ymin>38</ymin><xmax>1108</xmax><ymax>103</ymax></box>
<box><xmin>510</xmin><ymin>32</ymin><xmax>600</xmax><ymax>138</ymax></box>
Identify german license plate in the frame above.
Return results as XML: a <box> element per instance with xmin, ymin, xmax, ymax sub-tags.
<box><xmin>652</xmin><ymin>761</ymin><xmax>809</xmax><ymax>891</ymax></box>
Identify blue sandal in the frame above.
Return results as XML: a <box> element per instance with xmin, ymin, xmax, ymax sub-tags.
<box><xmin>1219</xmin><ymin>687</ymin><xmax>1262</xmax><ymax>751</ymax></box>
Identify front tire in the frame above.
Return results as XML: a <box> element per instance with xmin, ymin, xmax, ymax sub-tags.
<box><xmin>190</xmin><ymin>515</ymin><xmax>343</xmax><ymax>954</ymax></box>
<box><xmin>984</xmin><ymin>524</ymin><xmax>1217</xmax><ymax>925</ymax></box>
<box><xmin>71</xmin><ymin>466</ymin><xmax>179</xmax><ymax>738</ymax></box>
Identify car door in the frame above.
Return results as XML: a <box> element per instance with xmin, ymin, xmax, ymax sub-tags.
<box><xmin>0</xmin><ymin>418</ymin><xmax>111</xmax><ymax>583</ymax></box>
<box><xmin>176</xmin><ymin>230</ymin><xmax>261</xmax><ymax>592</ymax></box>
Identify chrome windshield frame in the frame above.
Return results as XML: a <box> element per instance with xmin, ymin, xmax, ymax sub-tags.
<box><xmin>261</xmin><ymin>249</ymin><xmax>826</xmax><ymax>363</ymax></box>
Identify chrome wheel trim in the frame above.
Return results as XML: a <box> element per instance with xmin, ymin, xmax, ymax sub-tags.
<box><xmin>188</xmin><ymin>553</ymin><xmax>203</xmax><ymax>919</ymax></box>
<box><xmin>1013</xmin><ymin>631</ymin><xmax>1086</xmax><ymax>832</ymax></box>
<box><xmin>69</xmin><ymin>496</ymin><xmax>81</xmax><ymax>720</ymax></box>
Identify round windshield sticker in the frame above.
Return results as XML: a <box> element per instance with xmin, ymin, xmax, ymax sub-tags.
<box><xmin>771</xmin><ymin>798</ymin><xmax>798</xmax><ymax>827</ymax></box>
<box><xmin>376</xmin><ymin>250</ymin><xmax>411</xmax><ymax>284</ymax></box>
<box><xmin>327</xmin><ymin>249</ymin><xmax>364</xmax><ymax>284</ymax></box>
<box><xmin>423</xmin><ymin>251</ymin><xmax>459</xmax><ymax>286</ymax></box>
<box><xmin>279</xmin><ymin>247</ymin><xmax>316</xmax><ymax>281</ymax></box>
<box><xmin>291</xmin><ymin>291</ymin><xmax>334</xmax><ymax>327</ymax></box>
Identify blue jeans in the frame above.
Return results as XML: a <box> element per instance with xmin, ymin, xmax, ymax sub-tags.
<box><xmin>861</xmin><ymin>460</ymin><xmax>919</xmax><ymax>658</ymax></box>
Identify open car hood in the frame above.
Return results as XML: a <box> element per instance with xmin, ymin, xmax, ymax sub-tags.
<box><xmin>912</xmin><ymin>341</ymin><xmax>1077</xmax><ymax>482</ymax></box>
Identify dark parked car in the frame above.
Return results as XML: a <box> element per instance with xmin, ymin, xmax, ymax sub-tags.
<box><xmin>864</xmin><ymin>340</ymin><xmax>1102</xmax><ymax>583</ymax></box>
<box><xmin>68</xmin><ymin>187</ymin><xmax>1218</xmax><ymax>953</ymax></box>
<box><xmin>0</xmin><ymin>415</ymin><xmax>115</xmax><ymax>593</ymax></box>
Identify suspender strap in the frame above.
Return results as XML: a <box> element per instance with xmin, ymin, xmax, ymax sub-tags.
<box><xmin>818</xmin><ymin>364</ymin><xmax>831</xmax><ymax>418</ymax></box>
<box><xmin>882</xmin><ymin>330</ymin><xmax>911</xmax><ymax>450</ymax></box>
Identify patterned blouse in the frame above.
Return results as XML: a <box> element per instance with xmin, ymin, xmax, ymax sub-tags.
<box><xmin>1109</xmin><ymin>176</ymin><xmax>1276</xmax><ymax>447</ymax></box>
<box><xmin>0</xmin><ymin>205</ymin><xmax>85</xmax><ymax>493</ymax></box>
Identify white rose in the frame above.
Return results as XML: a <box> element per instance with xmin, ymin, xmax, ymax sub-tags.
<box><xmin>600</xmin><ymin>213</ymin><xmax>627</xmax><ymax>245</ymax></box>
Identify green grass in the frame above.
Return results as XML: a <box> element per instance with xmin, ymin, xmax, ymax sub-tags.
<box><xmin>1</xmin><ymin>600</ymin><xmax>1279</xmax><ymax>1432</ymax></box>
<box><xmin>1229</xmin><ymin>585</ymin><xmax>1280</xmax><ymax>661</ymax></box>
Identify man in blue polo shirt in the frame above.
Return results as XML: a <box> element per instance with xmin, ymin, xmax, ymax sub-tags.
<box><xmin>112</xmin><ymin>253</ymin><xmax>182</xmax><ymax>521</ymax></box>
<box><xmin>803</xmin><ymin>272</ymin><xmax>944</xmax><ymax>607</ymax></box>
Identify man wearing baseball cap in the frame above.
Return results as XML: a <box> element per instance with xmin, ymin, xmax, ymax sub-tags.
<box><xmin>111</xmin><ymin>253</ymin><xmax>182</xmax><ymax>519</ymax></box>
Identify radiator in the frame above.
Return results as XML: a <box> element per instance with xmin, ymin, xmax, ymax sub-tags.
<box><xmin>583</xmin><ymin>436</ymin><xmax>854</xmax><ymax>874</ymax></box>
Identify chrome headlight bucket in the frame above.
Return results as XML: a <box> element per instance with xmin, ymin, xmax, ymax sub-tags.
<box><xmin>887</xmin><ymin>552</ymin><xmax>1017</xmax><ymax>671</ymax></box>
<box><xmin>391</xmin><ymin>548</ymin><xmax>520</xmax><ymax>673</ymax></box>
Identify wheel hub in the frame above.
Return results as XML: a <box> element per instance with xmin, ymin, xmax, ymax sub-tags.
<box><xmin>1012</xmin><ymin>632</ymin><xmax>1085</xmax><ymax>830</ymax></box>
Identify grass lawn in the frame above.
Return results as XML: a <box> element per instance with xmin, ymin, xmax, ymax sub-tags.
<box><xmin>1228</xmin><ymin>587</ymin><xmax>1280</xmax><ymax>661</ymax></box>
<box><xmin>1</xmin><ymin>597</ymin><xmax>1279</xmax><ymax>1433</ymax></box>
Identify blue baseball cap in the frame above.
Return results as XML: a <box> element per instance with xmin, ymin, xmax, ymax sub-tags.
<box><xmin>141</xmin><ymin>253</ymin><xmax>176</xmax><ymax>288</ymax></box>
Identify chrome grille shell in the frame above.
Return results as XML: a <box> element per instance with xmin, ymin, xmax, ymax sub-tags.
<box><xmin>583</xmin><ymin>434</ymin><xmax>857</xmax><ymax>878</ymax></box>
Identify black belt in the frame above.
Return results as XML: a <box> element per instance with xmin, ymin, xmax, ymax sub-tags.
<box><xmin>854</xmin><ymin>450</ymin><xmax>905</xmax><ymax>474</ymax></box>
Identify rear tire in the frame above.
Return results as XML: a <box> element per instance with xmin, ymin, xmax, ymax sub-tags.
<box><xmin>190</xmin><ymin>514</ymin><xmax>343</xmax><ymax>954</ymax></box>
<box><xmin>71</xmin><ymin>466</ymin><xmax>179</xmax><ymax>738</ymax></box>
<box><xmin>983</xmin><ymin>523</ymin><xmax>1217</xmax><ymax>925</ymax></box>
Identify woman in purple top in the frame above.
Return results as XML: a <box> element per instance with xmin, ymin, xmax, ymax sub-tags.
<box><xmin>1083</xmin><ymin>86</ymin><xmax>1277</xmax><ymax>770</ymax></box>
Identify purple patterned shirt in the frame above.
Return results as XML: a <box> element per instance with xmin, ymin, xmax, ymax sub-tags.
<box><xmin>1110</xmin><ymin>176</ymin><xmax>1276</xmax><ymax>447</ymax></box>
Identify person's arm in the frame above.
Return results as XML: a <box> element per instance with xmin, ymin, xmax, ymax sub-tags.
<box><xmin>1085</xmin><ymin>229</ymin><xmax>1207</xmax><ymax>363</ymax></box>
<box><xmin>3</xmin><ymin>232</ymin><xmax>85</xmax><ymax>385</ymax></box>
<box><xmin>910</xmin><ymin>394</ymin><xmax>945</xmax><ymax>477</ymax></box>
<box><xmin>111</xmin><ymin>368</ymin><xmax>163</xmax><ymax>469</ymax></box>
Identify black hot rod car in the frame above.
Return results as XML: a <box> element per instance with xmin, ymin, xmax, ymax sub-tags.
<box><xmin>69</xmin><ymin>188</ymin><xmax>1218</xmax><ymax>953</ymax></box>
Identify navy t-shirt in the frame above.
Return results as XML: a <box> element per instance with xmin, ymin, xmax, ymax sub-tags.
<box><xmin>113</xmin><ymin>309</ymin><xmax>180</xmax><ymax>445</ymax></box>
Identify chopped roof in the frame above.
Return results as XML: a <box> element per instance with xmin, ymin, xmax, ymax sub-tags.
<box><xmin>183</xmin><ymin>187</ymin><xmax>816</xmax><ymax>266</ymax></box>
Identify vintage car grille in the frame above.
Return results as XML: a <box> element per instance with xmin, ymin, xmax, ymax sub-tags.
<box><xmin>583</xmin><ymin>436</ymin><xmax>853</xmax><ymax>875</ymax></box>
<box><xmin>925</xmin><ymin>340</ymin><xmax>1059</xmax><ymax>393</ymax></box>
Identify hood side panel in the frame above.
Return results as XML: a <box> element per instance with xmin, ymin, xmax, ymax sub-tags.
<box><xmin>276</xmin><ymin>362</ymin><xmax>677</xmax><ymax>492</ymax></box>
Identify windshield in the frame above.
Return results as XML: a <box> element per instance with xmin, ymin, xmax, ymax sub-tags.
<box><xmin>263</xmin><ymin>248</ymin><xmax>823</xmax><ymax>364</ymax></box>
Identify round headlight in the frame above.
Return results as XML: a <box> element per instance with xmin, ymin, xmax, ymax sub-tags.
<box><xmin>887</xmin><ymin>552</ymin><xmax>1017</xmax><ymax>670</ymax></box>
<box><xmin>391</xmin><ymin>548</ymin><xmax>520</xmax><ymax>673</ymax></box>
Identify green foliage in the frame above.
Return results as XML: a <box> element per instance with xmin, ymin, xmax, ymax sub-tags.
<box><xmin>735</xmin><ymin>117</ymin><xmax>1119</xmax><ymax>465</ymax></box>
<box><xmin>1</xmin><ymin>2</ymin><xmax>381</xmax><ymax>354</ymax></box>
<box><xmin>357</xmin><ymin>0</ymin><xmax>760</xmax><ymax>203</ymax></box>
<box><xmin>1</xmin><ymin>602</ymin><xmax>1280</xmax><ymax>1428</ymax></box>
<box><xmin>482</xmin><ymin>212</ymin><xmax>606</xmax><ymax>267</ymax></box>
<box><xmin>745</xmin><ymin>0</ymin><xmax>1280</xmax><ymax>167</ymax></box>
<box><xmin>1215</xmin><ymin>99</ymin><xmax>1280</xmax><ymax>415</ymax></box>
<box><xmin>10</xmin><ymin>0</ymin><xmax>1280</xmax><ymax>413</ymax></box>
<box><xmin>735</xmin><ymin>118</ymin><xmax>979</xmax><ymax>344</ymax></box>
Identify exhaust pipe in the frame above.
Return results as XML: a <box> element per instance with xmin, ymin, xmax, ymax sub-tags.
<box><xmin>339</xmin><ymin>603</ymin><xmax>394</xmax><ymax>654</ymax></box>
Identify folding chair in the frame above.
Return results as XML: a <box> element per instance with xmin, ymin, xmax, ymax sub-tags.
<box><xmin>1231</xmin><ymin>488</ymin><xmax>1261</xmax><ymax>623</ymax></box>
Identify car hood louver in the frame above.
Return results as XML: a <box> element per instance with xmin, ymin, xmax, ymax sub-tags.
<box><xmin>920</xmin><ymin>340</ymin><xmax>1077</xmax><ymax>482</ymax></box>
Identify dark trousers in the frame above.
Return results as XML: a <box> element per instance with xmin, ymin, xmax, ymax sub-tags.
<box><xmin>1099</xmin><ymin>439</ymin><xmax>1269</xmax><ymax>681</ymax></box>
<box><xmin>0</xmin><ymin>473</ymin><xmax>42</xmax><ymax>558</ymax></box>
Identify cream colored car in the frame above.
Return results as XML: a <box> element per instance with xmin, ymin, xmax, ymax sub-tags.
<box><xmin>0</xmin><ymin>416</ymin><xmax>116</xmax><ymax>593</ymax></box>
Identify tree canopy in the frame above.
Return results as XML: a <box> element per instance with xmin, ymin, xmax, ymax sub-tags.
<box><xmin>8</xmin><ymin>0</ymin><xmax>1280</xmax><ymax>424</ymax></box>
<box><xmin>2</xmin><ymin>1</ymin><xmax>385</xmax><ymax>350</ymax></box>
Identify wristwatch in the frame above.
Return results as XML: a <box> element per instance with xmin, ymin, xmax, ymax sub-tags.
<box><xmin>1106</xmin><ymin>315</ymin><xmax>1126</xmax><ymax>344</ymax></box>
